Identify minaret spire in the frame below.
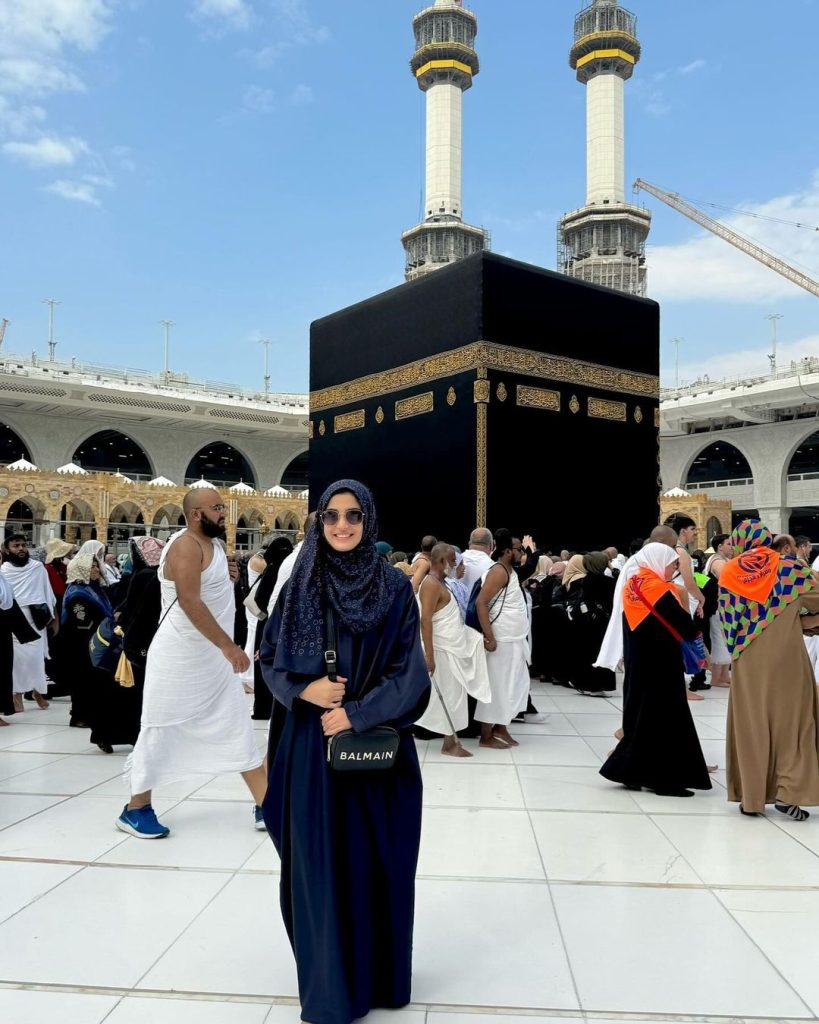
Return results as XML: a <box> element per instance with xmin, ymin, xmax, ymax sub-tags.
<box><xmin>558</xmin><ymin>0</ymin><xmax>651</xmax><ymax>296</ymax></box>
<box><xmin>401</xmin><ymin>0</ymin><xmax>489</xmax><ymax>281</ymax></box>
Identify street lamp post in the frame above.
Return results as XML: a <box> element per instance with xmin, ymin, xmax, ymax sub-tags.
<box><xmin>43</xmin><ymin>298</ymin><xmax>61</xmax><ymax>361</ymax></box>
<box><xmin>670</xmin><ymin>337</ymin><xmax>683</xmax><ymax>389</ymax></box>
<box><xmin>159</xmin><ymin>320</ymin><xmax>174</xmax><ymax>376</ymax></box>
<box><xmin>259</xmin><ymin>338</ymin><xmax>272</xmax><ymax>395</ymax></box>
<box><xmin>765</xmin><ymin>314</ymin><xmax>784</xmax><ymax>376</ymax></box>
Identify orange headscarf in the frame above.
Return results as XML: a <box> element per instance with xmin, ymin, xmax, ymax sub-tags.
<box><xmin>621</xmin><ymin>543</ymin><xmax>684</xmax><ymax>632</ymax></box>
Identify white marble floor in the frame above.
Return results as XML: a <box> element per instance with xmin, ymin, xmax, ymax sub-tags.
<box><xmin>2</xmin><ymin>681</ymin><xmax>819</xmax><ymax>1024</ymax></box>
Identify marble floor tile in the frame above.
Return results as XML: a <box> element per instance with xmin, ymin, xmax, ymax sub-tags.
<box><xmin>188</xmin><ymin>772</ymin><xmax>257</xmax><ymax>802</ymax></box>
<box><xmin>0</xmin><ymin>750</ymin><xmax>67</xmax><ymax>781</ymax></box>
<box><xmin>138</xmin><ymin>873</ymin><xmax>297</xmax><ymax>997</ymax></box>
<box><xmin>0</xmin><ymin>860</ymin><xmax>82</xmax><ymax>922</ymax></box>
<box><xmin>421</xmin><ymin>763</ymin><xmax>524</xmax><ymax>808</ymax></box>
<box><xmin>418</xmin><ymin>807</ymin><xmax>544</xmax><ymax>880</ymax></box>
<box><xmin>240</xmin><ymin>834</ymin><xmax>280</xmax><ymax>873</ymax></box>
<box><xmin>628</xmin><ymin>784</ymin><xmax>734</xmax><ymax>815</ymax></box>
<box><xmin>0</xmin><ymin>990</ymin><xmax>119</xmax><ymax>1024</ymax></box>
<box><xmin>530</xmin><ymin>810</ymin><xmax>700</xmax><ymax>884</ymax></box>
<box><xmin>0</xmin><ymin>752</ymin><xmax>125</xmax><ymax>795</ymax></box>
<box><xmin>0</xmin><ymin>722</ymin><xmax>67</xmax><ymax>749</ymax></box>
<box><xmin>0</xmin><ymin>865</ymin><xmax>228</xmax><ymax>988</ymax></box>
<box><xmin>508</xmin><ymin>713</ymin><xmax>579</xmax><ymax>736</ymax></box>
<box><xmin>0</xmin><ymin>792</ymin><xmax>64</xmax><ymax>830</ymax></box>
<box><xmin>716</xmin><ymin>888</ymin><xmax>819</xmax><ymax>1016</ymax></box>
<box><xmin>652</xmin><ymin>813</ymin><xmax>819</xmax><ymax>886</ymax></box>
<box><xmin>551</xmin><ymin>883</ymin><xmax>811</xmax><ymax>1017</ymax></box>
<box><xmin>509</xmin><ymin>734</ymin><xmax>601</xmax><ymax>767</ymax></box>
<box><xmin>424</xmin><ymin>737</ymin><xmax>513</xmax><ymax>764</ymax></box>
<box><xmin>413</xmin><ymin>878</ymin><xmax>578</xmax><ymax>1009</ymax></box>
<box><xmin>564</xmin><ymin>713</ymin><xmax>624</xmax><ymax>737</ymax></box>
<box><xmin>106</xmin><ymin>995</ymin><xmax>273</xmax><ymax>1023</ymax></box>
<box><xmin>519</xmin><ymin>765</ymin><xmax>641</xmax><ymax>813</ymax></box>
<box><xmin>5</xmin><ymin>726</ymin><xmax>109</xmax><ymax>755</ymax></box>
<box><xmin>96</xmin><ymin>800</ymin><xmax>268</xmax><ymax>870</ymax></box>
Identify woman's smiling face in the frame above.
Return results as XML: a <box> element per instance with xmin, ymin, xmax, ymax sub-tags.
<box><xmin>322</xmin><ymin>491</ymin><xmax>364</xmax><ymax>554</ymax></box>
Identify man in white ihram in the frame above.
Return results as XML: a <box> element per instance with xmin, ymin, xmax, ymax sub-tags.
<box><xmin>1</xmin><ymin>533</ymin><xmax>55</xmax><ymax>711</ymax></box>
<box><xmin>117</xmin><ymin>489</ymin><xmax>267</xmax><ymax>839</ymax></box>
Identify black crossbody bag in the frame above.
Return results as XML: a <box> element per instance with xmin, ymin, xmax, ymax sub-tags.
<box><xmin>323</xmin><ymin>603</ymin><xmax>400</xmax><ymax>772</ymax></box>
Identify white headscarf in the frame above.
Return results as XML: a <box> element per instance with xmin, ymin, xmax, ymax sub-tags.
<box><xmin>66</xmin><ymin>540</ymin><xmax>107</xmax><ymax>586</ymax></box>
<box><xmin>594</xmin><ymin>542</ymin><xmax>679</xmax><ymax>670</ymax></box>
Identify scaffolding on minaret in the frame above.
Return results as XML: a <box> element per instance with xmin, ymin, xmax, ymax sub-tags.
<box><xmin>401</xmin><ymin>0</ymin><xmax>490</xmax><ymax>282</ymax></box>
<box><xmin>557</xmin><ymin>0</ymin><xmax>651</xmax><ymax>296</ymax></box>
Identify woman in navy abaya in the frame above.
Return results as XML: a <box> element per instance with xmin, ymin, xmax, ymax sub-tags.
<box><xmin>260</xmin><ymin>480</ymin><xmax>431</xmax><ymax>1024</ymax></box>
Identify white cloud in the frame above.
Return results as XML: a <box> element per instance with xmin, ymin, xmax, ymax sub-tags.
<box><xmin>191</xmin><ymin>0</ymin><xmax>253</xmax><ymax>31</ymax></box>
<box><xmin>0</xmin><ymin>57</ymin><xmax>85</xmax><ymax>96</ymax></box>
<box><xmin>670</xmin><ymin>333</ymin><xmax>819</xmax><ymax>388</ymax></box>
<box><xmin>45</xmin><ymin>178</ymin><xmax>102</xmax><ymax>206</ymax></box>
<box><xmin>648</xmin><ymin>171</ymin><xmax>819</xmax><ymax>303</ymax></box>
<box><xmin>245</xmin><ymin>0</ymin><xmax>329</xmax><ymax>67</ymax></box>
<box><xmin>0</xmin><ymin>0</ymin><xmax>114</xmax><ymax>55</ymax></box>
<box><xmin>0</xmin><ymin>96</ymin><xmax>46</xmax><ymax>135</ymax></box>
<box><xmin>288</xmin><ymin>83</ymin><xmax>313</xmax><ymax>106</ymax></box>
<box><xmin>679</xmin><ymin>59</ymin><xmax>707</xmax><ymax>75</ymax></box>
<box><xmin>3</xmin><ymin>134</ymin><xmax>89</xmax><ymax>167</ymax></box>
<box><xmin>243</xmin><ymin>84</ymin><xmax>276</xmax><ymax>112</ymax></box>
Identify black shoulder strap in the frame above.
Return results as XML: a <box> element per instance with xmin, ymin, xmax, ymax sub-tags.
<box><xmin>323</xmin><ymin>603</ymin><xmax>338</xmax><ymax>681</ymax></box>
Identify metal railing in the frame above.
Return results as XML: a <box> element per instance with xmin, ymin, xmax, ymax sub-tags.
<box><xmin>662</xmin><ymin>358</ymin><xmax>819</xmax><ymax>401</ymax></box>
<box><xmin>685</xmin><ymin>478</ymin><xmax>754</xmax><ymax>490</ymax></box>
<box><xmin>0</xmin><ymin>351</ymin><xmax>309</xmax><ymax>413</ymax></box>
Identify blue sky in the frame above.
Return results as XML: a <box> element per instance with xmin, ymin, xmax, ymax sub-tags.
<box><xmin>2</xmin><ymin>0</ymin><xmax>818</xmax><ymax>392</ymax></box>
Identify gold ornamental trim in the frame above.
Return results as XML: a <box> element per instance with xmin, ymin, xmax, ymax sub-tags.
<box><xmin>654</xmin><ymin>408</ymin><xmax>661</xmax><ymax>428</ymax></box>
<box><xmin>589</xmin><ymin>397</ymin><xmax>627</xmax><ymax>422</ymax></box>
<box><xmin>375</xmin><ymin>406</ymin><xmax>385</xmax><ymax>424</ymax></box>
<box><xmin>476</xmin><ymin>402</ymin><xmax>487</xmax><ymax>526</ymax></box>
<box><xmin>395</xmin><ymin>391</ymin><xmax>434</xmax><ymax>421</ymax></box>
<box><xmin>446</xmin><ymin>387</ymin><xmax>456</xmax><ymax>407</ymax></box>
<box><xmin>634</xmin><ymin>405</ymin><xmax>643</xmax><ymax>424</ymax></box>
<box><xmin>308</xmin><ymin>421</ymin><xmax>314</xmax><ymax>440</ymax></box>
<box><xmin>569</xmin><ymin>395</ymin><xmax>580</xmax><ymax>415</ymax></box>
<box><xmin>334</xmin><ymin>409</ymin><xmax>365</xmax><ymax>433</ymax></box>
<box><xmin>309</xmin><ymin>341</ymin><xmax>658</xmax><ymax>412</ymax></box>
<box><xmin>473</xmin><ymin>379</ymin><xmax>490</xmax><ymax>404</ymax></box>
<box><xmin>318</xmin><ymin>420</ymin><xmax>326</xmax><ymax>437</ymax></box>
<box><xmin>517</xmin><ymin>385</ymin><xmax>560</xmax><ymax>412</ymax></box>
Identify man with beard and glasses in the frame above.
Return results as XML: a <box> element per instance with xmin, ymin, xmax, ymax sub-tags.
<box><xmin>1</xmin><ymin>534</ymin><xmax>56</xmax><ymax>711</ymax></box>
<box><xmin>117</xmin><ymin>489</ymin><xmax>266</xmax><ymax>839</ymax></box>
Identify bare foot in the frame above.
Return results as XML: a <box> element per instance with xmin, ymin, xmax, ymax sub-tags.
<box><xmin>711</xmin><ymin>681</ymin><xmax>731</xmax><ymax>687</ymax></box>
<box><xmin>479</xmin><ymin>737</ymin><xmax>510</xmax><ymax>749</ymax></box>
<box><xmin>707</xmin><ymin>764</ymin><xmax>719</xmax><ymax>773</ymax></box>
<box><xmin>687</xmin><ymin>691</ymin><xmax>704</xmax><ymax>702</ymax></box>
<box><xmin>13</xmin><ymin>694</ymin><xmax>24</xmax><ymax>713</ymax></box>
<box><xmin>34</xmin><ymin>692</ymin><xmax>49</xmax><ymax>710</ymax></box>
<box><xmin>614</xmin><ymin>727</ymin><xmax>624</xmax><ymax>740</ymax></box>
<box><xmin>442</xmin><ymin>742</ymin><xmax>473</xmax><ymax>758</ymax></box>
<box><xmin>0</xmin><ymin>717</ymin><xmax>9</xmax><ymax>727</ymax></box>
<box><xmin>493</xmin><ymin>727</ymin><xmax>519</xmax><ymax>747</ymax></box>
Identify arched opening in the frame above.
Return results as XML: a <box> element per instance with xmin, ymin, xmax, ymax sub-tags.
<box><xmin>705</xmin><ymin>516</ymin><xmax>726</xmax><ymax>543</ymax></box>
<box><xmin>185</xmin><ymin>442</ymin><xmax>256</xmax><ymax>488</ymax></box>
<box><xmin>280</xmin><ymin>451</ymin><xmax>308</xmax><ymax>490</ymax></box>
<box><xmin>788</xmin><ymin>431</ymin><xmax>819</xmax><ymax>480</ymax></box>
<box><xmin>732</xmin><ymin>508</ymin><xmax>760</xmax><ymax>529</ymax></box>
<box><xmin>790</xmin><ymin>508</ymin><xmax>819</xmax><ymax>539</ymax></box>
<box><xmin>686</xmin><ymin>442</ymin><xmax>753</xmax><ymax>491</ymax></box>
<box><xmin>59</xmin><ymin>499</ymin><xmax>96</xmax><ymax>545</ymax></box>
<box><xmin>5</xmin><ymin>499</ymin><xmax>35</xmax><ymax>538</ymax></box>
<box><xmin>107</xmin><ymin>501</ymin><xmax>146</xmax><ymax>552</ymax></box>
<box><xmin>235</xmin><ymin>508</ymin><xmax>266</xmax><ymax>552</ymax></box>
<box><xmin>0</xmin><ymin>423</ymin><xmax>31</xmax><ymax>466</ymax></box>
<box><xmin>73</xmin><ymin>430</ymin><xmax>153</xmax><ymax>480</ymax></box>
<box><xmin>152</xmin><ymin>504</ymin><xmax>185</xmax><ymax>542</ymax></box>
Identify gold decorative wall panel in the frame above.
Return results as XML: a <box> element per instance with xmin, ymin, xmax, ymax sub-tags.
<box><xmin>473</xmin><ymin>379</ymin><xmax>490</xmax><ymax>404</ymax></box>
<box><xmin>395</xmin><ymin>391</ymin><xmax>434</xmax><ymax>421</ymax></box>
<box><xmin>310</xmin><ymin>340</ymin><xmax>659</xmax><ymax>411</ymax></box>
<box><xmin>588</xmin><ymin>397</ymin><xmax>627</xmax><ymax>422</ymax></box>
<box><xmin>517</xmin><ymin>385</ymin><xmax>561</xmax><ymax>412</ymax></box>
<box><xmin>333</xmin><ymin>409</ymin><xmax>365</xmax><ymax>433</ymax></box>
<box><xmin>446</xmin><ymin>387</ymin><xmax>456</xmax><ymax>406</ymax></box>
<box><xmin>476</xmin><ymin>402</ymin><xmax>487</xmax><ymax>526</ymax></box>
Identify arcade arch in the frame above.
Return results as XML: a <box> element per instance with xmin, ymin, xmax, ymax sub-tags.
<box><xmin>685</xmin><ymin>441</ymin><xmax>754</xmax><ymax>489</ymax></box>
<box><xmin>236</xmin><ymin>508</ymin><xmax>266</xmax><ymax>552</ymax></box>
<box><xmin>152</xmin><ymin>503</ymin><xmax>185</xmax><ymax>541</ymax></box>
<box><xmin>59</xmin><ymin>498</ymin><xmax>97</xmax><ymax>544</ymax></box>
<box><xmin>280</xmin><ymin>450</ymin><xmax>308</xmax><ymax>489</ymax></box>
<box><xmin>73</xmin><ymin>430</ymin><xmax>154</xmax><ymax>480</ymax></box>
<box><xmin>5</xmin><ymin>499</ymin><xmax>36</xmax><ymax>538</ymax></box>
<box><xmin>108</xmin><ymin>501</ymin><xmax>146</xmax><ymax>550</ymax></box>
<box><xmin>185</xmin><ymin>442</ymin><xmax>257</xmax><ymax>489</ymax></box>
<box><xmin>0</xmin><ymin>423</ymin><xmax>32</xmax><ymax>466</ymax></box>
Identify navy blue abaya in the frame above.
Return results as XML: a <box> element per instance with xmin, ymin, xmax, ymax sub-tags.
<box><xmin>261</xmin><ymin>579</ymin><xmax>431</xmax><ymax>1024</ymax></box>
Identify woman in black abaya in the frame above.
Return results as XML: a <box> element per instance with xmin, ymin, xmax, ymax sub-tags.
<box><xmin>249</xmin><ymin>535</ymin><xmax>292</xmax><ymax>721</ymax></box>
<box><xmin>600</xmin><ymin>543</ymin><xmax>711</xmax><ymax>797</ymax></box>
<box><xmin>260</xmin><ymin>480</ymin><xmax>430</xmax><ymax>1024</ymax></box>
<box><xmin>563</xmin><ymin>552</ymin><xmax>616</xmax><ymax>695</ymax></box>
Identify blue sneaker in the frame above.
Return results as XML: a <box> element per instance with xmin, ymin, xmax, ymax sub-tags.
<box><xmin>254</xmin><ymin>805</ymin><xmax>267</xmax><ymax>832</ymax></box>
<box><xmin>116</xmin><ymin>804</ymin><xmax>170</xmax><ymax>839</ymax></box>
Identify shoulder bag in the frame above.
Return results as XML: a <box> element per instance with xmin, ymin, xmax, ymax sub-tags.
<box><xmin>243</xmin><ymin>572</ymin><xmax>268</xmax><ymax>622</ymax></box>
<box><xmin>464</xmin><ymin>563</ymin><xmax>511</xmax><ymax>632</ymax></box>
<box><xmin>632</xmin><ymin>585</ymin><xmax>707</xmax><ymax>674</ymax></box>
<box><xmin>28</xmin><ymin>603</ymin><xmax>54</xmax><ymax>631</ymax></box>
<box><xmin>322</xmin><ymin>603</ymin><xmax>400</xmax><ymax>772</ymax></box>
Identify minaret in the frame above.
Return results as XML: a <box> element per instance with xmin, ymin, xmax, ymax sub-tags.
<box><xmin>401</xmin><ymin>0</ymin><xmax>489</xmax><ymax>282</ymax></box>
<box><xmin>558</xmin><ymin>0</ymin><xmax>651</xmax><ymax>296</ymax></box>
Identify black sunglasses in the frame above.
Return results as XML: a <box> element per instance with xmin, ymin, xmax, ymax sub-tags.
<box><xmin>320</xmin><ymin>509</ymin><xmax>364</xmax><ymax>526</ymax></box>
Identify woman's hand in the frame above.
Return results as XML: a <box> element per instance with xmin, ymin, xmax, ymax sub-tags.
<box><xmin>322</xmin><ymin>708</ymin><xmax>352</xmax><ymax>736</ymax></box>
<box><xmin>301</xmin><ymin>675</ymin><xmax>347</xmax><ymax>709</ymax></box>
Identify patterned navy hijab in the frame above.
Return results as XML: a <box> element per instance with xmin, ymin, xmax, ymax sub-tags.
<box><xmin>278</xmin><ymin>479</ymin><xmax>403</xmax><ymax>662</ymax></box>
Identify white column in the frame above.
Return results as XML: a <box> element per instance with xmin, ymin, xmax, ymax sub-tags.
<box><xmin>586</xmin><ymin>73</ymin><xmax>625</xmax><ymax>205</ymax></box>
<box><xmin>425</xmin><ymin>81</ymin><xmax>463</xmax><ymax>219</ymax></box>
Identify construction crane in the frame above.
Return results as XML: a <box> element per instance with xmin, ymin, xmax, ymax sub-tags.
<box><xmin>633</xmin><ymin>179</ymin><xmax>819</xmax><ymax>299</ymax></box>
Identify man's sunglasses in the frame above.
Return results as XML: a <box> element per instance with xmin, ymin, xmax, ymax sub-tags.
<box><xmin>320</xmin><ymin>509</ymin><xmax>364</xmax><ymax>526</ymax></box>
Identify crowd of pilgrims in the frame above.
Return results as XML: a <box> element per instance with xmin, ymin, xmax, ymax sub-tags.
<box><xmin>5</xmin><ymin>479</ymin><xmax>819</xmax><ymax>1024</ymax></box>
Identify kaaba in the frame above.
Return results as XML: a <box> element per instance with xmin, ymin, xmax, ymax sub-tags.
<box><xmin>309</xmin><ymin>252</ymin><xmax>659</xmax><ymax>552</ymax></box>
